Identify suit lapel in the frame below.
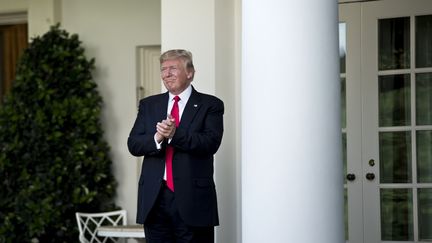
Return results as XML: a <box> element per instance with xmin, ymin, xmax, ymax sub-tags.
<box><xmin>179</xmin><ymin>88</ymin><xmax>201</xmax><ymax>129</ymax></box>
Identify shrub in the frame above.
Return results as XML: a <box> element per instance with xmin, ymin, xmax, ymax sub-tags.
<box><xmin>0</xmin><ymin>25</ymin><xmax>117</xmax><ymax>243</ymax></box>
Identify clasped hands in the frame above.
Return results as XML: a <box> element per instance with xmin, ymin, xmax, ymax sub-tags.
<box><xmin>155</xmin><ymin>114</ymin><xmax>176</xmax><ymax>143</ymax></box>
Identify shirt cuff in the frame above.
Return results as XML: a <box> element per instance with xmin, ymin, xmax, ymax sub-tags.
<box><xmin>154</xmin><ymin>134</ymin><xmax>162</xmax><ymax>150</ymax></box>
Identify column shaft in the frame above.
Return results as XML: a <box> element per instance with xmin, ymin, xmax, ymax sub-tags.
<box><xmin>242</xmin><ymin>1</ymin><xmax>344</xmax><ymax>242</ymax></box>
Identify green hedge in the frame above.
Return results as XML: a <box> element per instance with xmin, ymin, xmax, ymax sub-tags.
<box><xmin>0</xmin><ymin>25</ymin><xmax>117</xmax><ymax>243</ymax></box>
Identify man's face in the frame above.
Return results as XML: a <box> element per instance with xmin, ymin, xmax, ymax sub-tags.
<box><xmin>161</xmin><ymin>59</ymin><xmax>193</xmax><ymax>95</ymax></box>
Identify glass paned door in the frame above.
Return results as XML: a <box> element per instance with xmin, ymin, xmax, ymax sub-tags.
<box><xmin>362</xmin><ymin>0</ymin><xmax>432</xmax><ymax>242</ymax></box>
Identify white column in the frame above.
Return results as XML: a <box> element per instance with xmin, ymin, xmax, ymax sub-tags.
<box><xmin>162</xmin><ymin>1</ymin><xmax>240</xmax><ymax>243</ymax></box>
<box><xmin>242</xmin><ymin>1</ymin><xmax>344</xmax><ymax>243</ymax></box>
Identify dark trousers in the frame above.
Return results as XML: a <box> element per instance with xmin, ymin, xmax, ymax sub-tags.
<box><xmin>144</xmin><ymin>183</ymin><xmax>214</xmax><ymax>243</ymax></box>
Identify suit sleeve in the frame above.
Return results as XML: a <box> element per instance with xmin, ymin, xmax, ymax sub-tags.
<box><xmin>171</xmin><ymin>97</ymin><xmax>224</xmax><ymax>155</ymax></box>
<box><xmin>127</xmin><ymin>100</ymin><xmax>162</xmax><ymax>157</ymax></box>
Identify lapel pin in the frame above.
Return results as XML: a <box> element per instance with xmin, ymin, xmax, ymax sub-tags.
<box><xmin>194</xmin><ymin>104</ymin><xmax>198</xmax><ymax>107</ymax></box>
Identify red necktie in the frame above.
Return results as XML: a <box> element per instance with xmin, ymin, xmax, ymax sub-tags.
<box><xmin>166</xmin><ymin>96</ymin><xmax>180</xmax><ymax>191</ymax></box>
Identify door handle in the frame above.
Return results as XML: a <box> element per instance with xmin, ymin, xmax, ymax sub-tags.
<box><xmin>366</xmin><ymin>173</ymin><xmax>375</xmax><ymax>181</ymax></box>
<box><xmin>346</xmin><ymin>173</ymin><xmax>356</xmax><ymax>181</ymax></box>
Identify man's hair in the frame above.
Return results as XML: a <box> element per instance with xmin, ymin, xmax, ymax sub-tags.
<box><xmin>160</xmin><ymin>49</ymin><xmax>195</xmax><ymax>71</ymax></box>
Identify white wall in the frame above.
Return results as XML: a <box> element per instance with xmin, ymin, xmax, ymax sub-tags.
<box><xmin>27</xmin><ymin>0</ymin><xmax>61</xmax><ymax>37</ymax></box>
<box><xmin>0</xmin><ymin>0</ymin><xmax>26</xmax><ymax>12</ymax></box>
<box><xmin>60</xmin><ymin>0</ymin><xmax>161</xmax><ymax>223</ymax></box>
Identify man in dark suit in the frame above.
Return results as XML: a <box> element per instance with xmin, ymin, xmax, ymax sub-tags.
<box><xmin>127</xmin><ymin>49</ymin><xmax>224</xmax><ymax>243</ymax></box>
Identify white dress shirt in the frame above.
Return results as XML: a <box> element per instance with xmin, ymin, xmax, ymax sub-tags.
<box><xmin>154</xmin><ymin>85</ymin><xmax>192</xmax><ymax>180</ymax></box>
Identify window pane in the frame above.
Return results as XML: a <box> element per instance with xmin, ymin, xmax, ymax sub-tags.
<box><xmin>379</xmin><ymin>74</ymin><xmax>411</xmax><ymax>127</ymax></box>
<box><xmin>379</xmin><ymin>17</ymin><xmax>410</xmax><ymax>70</ymax></box>
<box><xmin>418</xmin><ymin>188</ymin><xmax>432</xmax><ymax>241</ymax></box>
<box><xmin>340</xmin><ymin>23</ymin><xmax>346</xmax><ymax>73</ymax></box>
<box><xmin>0</xmin><ymin>31</ymin><xmax>4</xmax><ymax>101</ymax></box>
<box><xmin>416</xmin><ymin>73</ymin><xmax>432</xmax><ymax>125</ymax></box>
<box><xmin>417</xmin><ymin>130</ymin><xmax>432</xmax><ymax>183</ymax></box>
<box><xmin>380</xmin><ymin>188</ymin><xmax>413</xmax><ymax>241</ymax></box>
<box><xmin>341</xmin><ymin>78</ymin><xmax>346</xmax><ymax>129</ymax></box>
<box><xmin>380</xmin><ymin>131</ymin><xmax>412</xmax><ymax>183</ymax></box>
<box><xmin>416</xmin><ymin>15</ymin><xmax>432</xmax><ymax>68</ymax></box>
<box><xmin>344</xmin><ymin>188</ymin><xmax>348</xmax><ymax>241</ymax></box>
<box><xmin>342</xmin><ymin>133</ymin><xmax>347</xmax><ymax>183</ymax></box>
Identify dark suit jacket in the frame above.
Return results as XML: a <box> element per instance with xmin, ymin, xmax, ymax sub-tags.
<box><xmin>127</xmin><ymin>87</ymin><xmax>224</xmax><ymax>227</ymax></box>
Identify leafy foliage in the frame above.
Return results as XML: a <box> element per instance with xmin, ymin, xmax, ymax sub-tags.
<box><xmin>0</xmin><ymin>25</ymin><xmax>117</xmax><ymax>242</ymax></box>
